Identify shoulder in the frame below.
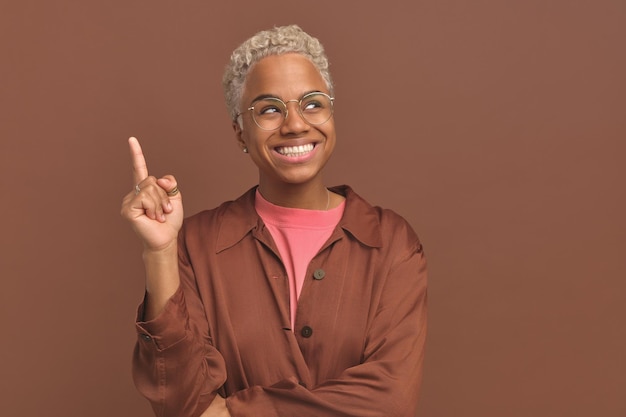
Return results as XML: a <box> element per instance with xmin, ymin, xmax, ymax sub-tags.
<box><xmin>182</xmin><ymin>200</ymin><xmax>231</xmax><ymax>233</ymax></box>
<box><xmin>179</xmin><ymin>187</ymin><xmax>258</xmax><ymax>247</ymax></box>
<box><xmin>376</xmin><ymin>206</ymin><xmax>424</xmax><ymax>260</ymax></box>
<box><xmin>335</xmin><ymin>185</ymin><xmax>423</xmax><ymax>254</ymax></box>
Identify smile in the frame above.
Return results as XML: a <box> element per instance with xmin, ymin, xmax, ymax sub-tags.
<box><xmin>275</xmin><ymin>143</ymin><xmax>315</xmax><ymax>157</ymax></box>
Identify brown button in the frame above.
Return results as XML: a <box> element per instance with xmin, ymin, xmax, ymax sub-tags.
<box><xmin>301</xmin><ymin>326</ymin><xmax>313</xmax><ymax>338</ymax></box>
<box><xmin>139</xmin><ymin>334</ymin><xmax>152</xmax><ymax>342</ymax></box>
<box><xmin>313</xmin><ymin>269</ymin><xmax>325</xmax><ymax>280</ymax></box>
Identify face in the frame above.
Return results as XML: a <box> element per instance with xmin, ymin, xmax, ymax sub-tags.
<box><xmin>233</xmin><ymin>53</ymin><xmax>336</xmax><ymax>191</ymax></box>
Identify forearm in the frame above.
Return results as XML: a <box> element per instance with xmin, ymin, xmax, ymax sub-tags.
<box><xmin>134</xmin><ymin>332</ymin><xmax>225</xmax><ymax>417</ymax></box>
<box><xmin>142</xmin><ymin>241</ymin><xmax>180</xmax><ymax>321</ymax></box>
<box><xmin>226</xmin><ymin>356</ymin><xmax>424</xmax><ymax>417</ymax></box>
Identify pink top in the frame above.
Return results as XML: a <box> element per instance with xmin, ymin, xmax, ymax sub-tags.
<box><xmin>255</xmin><ymin>189</ymin><xmax>345</xmax><ymax>327</ymax></box>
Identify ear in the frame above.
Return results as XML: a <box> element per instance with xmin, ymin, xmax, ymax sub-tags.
<box><xmin>232</xmin><ymin>120</ymin><xmax>246</xmax><ymax>151</ymax></box>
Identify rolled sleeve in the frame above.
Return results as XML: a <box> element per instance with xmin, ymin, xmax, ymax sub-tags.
<box><xmin>135</xmin><ymin>286</ymin><xmax>188</xmax><ymax>351</ymax></box>
<box><xmin>132</xmin><ymin>285</ymin><xmax>227</xmax><ymax>417</ymax></box>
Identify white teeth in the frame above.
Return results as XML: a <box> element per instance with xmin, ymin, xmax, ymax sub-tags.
<box><xmin>276</xmin><ymin>143</ymin><xmax>314</xmax><ymax>157</ymax></box>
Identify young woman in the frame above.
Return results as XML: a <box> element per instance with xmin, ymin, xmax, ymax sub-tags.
<box><xmin>121</xmin><ymin>25</ymin><xmax>427</xmax><ymax>417</ymax></box>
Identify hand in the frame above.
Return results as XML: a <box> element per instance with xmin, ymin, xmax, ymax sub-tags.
<box><xmin>200</xmin><ymin>395</ymin><xmax>231</xmax><ymax>417</ymax></box>
<box><xmin>120</xmin><ymin>137</ymin><xmax>184</xmax><ymax>252</ymax></box>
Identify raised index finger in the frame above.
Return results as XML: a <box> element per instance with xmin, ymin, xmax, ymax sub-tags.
<box><xmin>128</xmin><ymin>136</ymin><xmax>149</xmax><ymax>185</ymax></box>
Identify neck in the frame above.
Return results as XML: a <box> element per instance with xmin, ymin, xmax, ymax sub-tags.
<box><xmin>258</xmin><ymin>181</ymin><xmax>329</xmax><ymax>210</ymax></box>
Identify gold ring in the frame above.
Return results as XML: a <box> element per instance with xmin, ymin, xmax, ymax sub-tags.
<box><xmin>167</xmin><ymin>186</ymin><xmax>179</xmax><ymax>196</ymax></box>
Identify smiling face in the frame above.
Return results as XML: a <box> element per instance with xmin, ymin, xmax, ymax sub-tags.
<box><xmin>233</xmin><ymin>53</ymin><xmax>336</xmax><ymax>195</ymax></box>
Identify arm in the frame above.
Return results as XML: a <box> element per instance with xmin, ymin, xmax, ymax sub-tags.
<box><xmin>132</xmin><ymin>224</ymin><xmax>230</xmax><ymax>417</ymax></box>
<box><xmin>132</xmin><ymin>281</ymin><xmax>228</xmax><ymax>417</ymax></box>
<box><xmin>122</xmin><ymin>137</ymin><xmax>230</xmax><ymax>417</ymax></box>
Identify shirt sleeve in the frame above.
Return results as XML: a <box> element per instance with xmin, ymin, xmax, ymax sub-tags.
<box><xmin>226</xmin><ymin>238</ymin><xmax>428</xmax><ymax>417</ymax></box>
<box><xmin>132</xmin><ymin>235</ymin><xmax>228</xmax><ymax>417</ymax></box>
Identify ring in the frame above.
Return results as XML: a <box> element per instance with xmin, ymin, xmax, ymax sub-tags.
<box><xmin>134</xmin><ymin>184</ymin><xmax>141</xmax><ymax>195</ymax></box>
<box><xmin>167</xmin><ymin>186</ymin><xmax>179</xmax><ymax>196</ymax></box>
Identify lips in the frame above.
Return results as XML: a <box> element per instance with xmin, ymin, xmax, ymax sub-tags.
<box><xmin>275</xmin><ymin>143</ymin><xmax>315</xmax><ymax>157</ymax></box>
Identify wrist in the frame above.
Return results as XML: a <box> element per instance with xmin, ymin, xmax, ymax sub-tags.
<box><xmin>141</xmin><ymin>241</ymin><xmax>180</xmax><ymax>320</ymax></box>
<box><xmin>142</xmin><ymin>239</ymin><xmax>178</xmax><ymax>260</ymax></box>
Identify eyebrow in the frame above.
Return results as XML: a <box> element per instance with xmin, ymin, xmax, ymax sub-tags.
<box><xmin>249</xmin><ymin>90</ymin><xmax>324</xmax><ymax>105</ymax></box>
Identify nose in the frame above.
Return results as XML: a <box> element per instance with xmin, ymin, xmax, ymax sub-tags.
<box><xmin>280</xmin><ymin>100</ymin><xmax>310</xmax><ymax>134</ymax></box>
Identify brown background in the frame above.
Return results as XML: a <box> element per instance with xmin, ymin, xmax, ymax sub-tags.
<box><xmin>1</xmin><ymin>1</ymin><xmax>624</xmax><ymax>416</ymax></box>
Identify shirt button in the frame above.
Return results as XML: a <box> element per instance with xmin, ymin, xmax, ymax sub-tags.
<box><xmin>313</xmin><ymin>269</ymin><xmax>325</xmax><ymax>280</ymax></box>
<box><xmin>300</xmin><ymin>326</ymin><xmax>313</xmax><ymax>338</ymax></box>
<box><xmin>139</xmin><ymin>334</ymin><xmax>152</xmax><ymax>342</ymax></box>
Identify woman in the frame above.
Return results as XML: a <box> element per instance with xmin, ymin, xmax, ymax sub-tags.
<box><xmin>121</xmin><ymin>25</ymin><xmax>427</xmax><ymax>417</ymax></box>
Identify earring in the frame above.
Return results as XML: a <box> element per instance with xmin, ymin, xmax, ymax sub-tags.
<box><xmin>243</xmin><ymin>147</ymin><xmax>248</xmax><ymax>153</ymax></box>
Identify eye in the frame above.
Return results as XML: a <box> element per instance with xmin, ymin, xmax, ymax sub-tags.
<box><xmin>259</xmin><ymin>105</ymin><xmax>282</xmax><ymax>115</ymax></box>
<box><xmin>303</xmin><ymin>101</ymin><xmax>321</xmax><ymax>110</ymax></box>
<box><xmin>301</xmin><ymin>99</ymin><xmax>326</xmax><ymax>113</ymax></box>
<box><xmin>254</xmin><ymin>98</ymin><xmax>285</xmax><ymax>118</ymax></box>
<box><xmin>301</xmin><ymin>93</ymin><xmax>331</xmax><ymax>113</ymax></box>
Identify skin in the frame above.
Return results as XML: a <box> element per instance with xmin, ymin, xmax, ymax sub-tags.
<box><xmin>121</xmin><ymin>52</ymin><xmax>343</xmax><ymax>417</ymax></box>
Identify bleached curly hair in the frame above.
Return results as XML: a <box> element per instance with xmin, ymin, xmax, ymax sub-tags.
<box><xmin>222</xmin><ymin>24</ymin><xmax>334</xmax><ymax>122</ymax></box>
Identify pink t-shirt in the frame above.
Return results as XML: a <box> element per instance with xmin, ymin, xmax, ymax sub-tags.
<box><xmin>255</xmin><ymin>190</ymin><xmax>345</xmax><ymax>327</ymax></box>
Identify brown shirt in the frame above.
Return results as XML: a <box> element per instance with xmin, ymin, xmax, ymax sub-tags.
<box><xmin>133</xmin><ymin>185</ymin><xmax>428</xmax><ymax>417</ymax></box>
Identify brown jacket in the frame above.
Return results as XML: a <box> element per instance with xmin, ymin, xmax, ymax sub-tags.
<box><xmin>133</xmin><ymin>185</ymin><xmax>428</xmax><ymax>417</ymax></box>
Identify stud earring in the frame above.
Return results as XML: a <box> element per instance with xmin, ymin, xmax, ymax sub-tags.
<box><xmin>243</xmin><ymin>147</ymin><xmax>248</xmax><ymax>153</ymax></box>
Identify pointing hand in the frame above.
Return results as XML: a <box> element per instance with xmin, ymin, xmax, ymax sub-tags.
<box><xmin>121</xmin><ymin>137</ymin><xmax>184</xmax><ymax>252</ymax></box>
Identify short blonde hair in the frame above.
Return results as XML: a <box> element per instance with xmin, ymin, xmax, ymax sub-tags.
<box><xmin>222</xmin><ymin>25</ymin><xmax>334</xmax><ymax>121</ymax></box>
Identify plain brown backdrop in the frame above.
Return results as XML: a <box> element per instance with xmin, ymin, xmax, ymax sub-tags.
<box><xmin>1</xmin><ymin>1</ymin><xmax>624</xmax><ymax>416</ymax></box>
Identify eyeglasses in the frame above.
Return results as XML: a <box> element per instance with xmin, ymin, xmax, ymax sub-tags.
<box><xmin>241</xmin><ymin>92</ymin><xmax>334</xmax><ymax>131</ymax></box>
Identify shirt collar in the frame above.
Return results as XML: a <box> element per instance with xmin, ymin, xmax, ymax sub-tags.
<box><xmin>215</xmin><ymin>185</ymin><xmax>383</xmax><ymax>253</ymax></box>
<box><xmin>330</xmin><ymin>185</ymin><xmax>383</xmax><ymax>248</ymax></box>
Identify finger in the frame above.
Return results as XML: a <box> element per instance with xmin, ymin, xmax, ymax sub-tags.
<box><xmin>128</xmin><ymin>137</ymin><xmax>149</xmax><ymax>186</ymax></box>
<box><xmin>145</xmin><ymin>193</ymin><xmax>167</xmax><ymax>222</ymax></box>
<box><xmin>156</xmin><ymin>176</ymin><xmax>180</xmax><ymax>214</ymax></box>
<box><xmin>137</xmin><ymin>176</ymin><xmax>169</xmax><ymax>222</ymax></box>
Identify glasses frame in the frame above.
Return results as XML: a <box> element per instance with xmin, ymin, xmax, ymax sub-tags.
<box><xmin>241</xmin><ymin>92</ymin><xmax>335</xmax><ymax>131</ymax></box>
